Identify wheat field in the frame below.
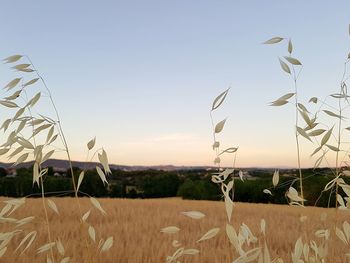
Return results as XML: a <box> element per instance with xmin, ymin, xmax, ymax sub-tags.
<box><xmin>1</xmin><ymin>197</ymin><xmax>349</xmax><ymax>263</ymax></box>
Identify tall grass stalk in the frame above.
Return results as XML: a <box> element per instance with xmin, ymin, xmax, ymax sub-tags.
<box><xmin>0</xmin><ymin>54</ymin><xmax>114</xmax><ymax>261</ymax></box>
<box><xmin>25</xmin><ymin>56</ymin><xmax>83</xmax><ymax>215</ymax></box>
<box><xmin>292</xmin><ymin>62</ymin><xmax>305</xmax><ymax>206</ymax></box>
<box><xmin>264</xmin><ymin>37</ymin><xmax>305</xmax><ymax>206</ymax></box>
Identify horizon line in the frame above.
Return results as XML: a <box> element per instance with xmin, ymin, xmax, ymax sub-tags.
<box><xmin>0</xmin><ymin>158</ymin><xmax>335</xmax><ymax>170</ymax></box>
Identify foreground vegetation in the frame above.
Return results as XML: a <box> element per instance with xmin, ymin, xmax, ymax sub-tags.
<box><xmin>0</xmin><ymin>197</ymin><xmax>348</xmax><ymax>263</ymax></box>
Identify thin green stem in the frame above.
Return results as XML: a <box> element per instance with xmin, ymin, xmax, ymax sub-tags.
<box><xmin>335</xmin><ymin>61</ymin><xmax>348</xmax><ymax>209</ymax></box>
<box><xmin>335</xmin><ymin>99</ymin><xmax>342</xmax><ymax>209</ymax></box>
<box><xmin>25</xmin><ymin>56</ymin><xmax>82</xmax><ymax>213</ymax></box>
<box><xmin>210</xmin><ymin>110</ymin><xmax>220</xmax><ymax>170</ymax></box>
<box><xmin>22</xmin><ymin>87</ymin><xmax>55</xmax><ymax>262</ymax></box>
<box><xmin>25</xmin><ymin>56</ymin><xmax>90</xmax><ymax>251</ymax></box>
<box><xmin>292</xmin><ymin>65</ymin><xmax>304</xmax><ymax>206</ymax></box>
<box><xmin>40</xmin><ymin>177</ymin><xmax>55</xmax><ymax>262</ymax></box>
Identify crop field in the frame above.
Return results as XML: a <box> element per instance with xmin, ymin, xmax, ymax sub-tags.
<box><xmin>0</xmin><ymin>197</ymin><xmax>349</xmax><ymax>263</ymax></box>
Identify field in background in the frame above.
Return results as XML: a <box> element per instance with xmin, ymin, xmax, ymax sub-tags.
<box><xmin>0</xmin><ymin>197</ymin><xmax>349</xmax><ymax>263</ymax></box>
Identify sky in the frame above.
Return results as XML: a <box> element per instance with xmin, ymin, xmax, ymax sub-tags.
<box><xmin>1</xmin><ymin>1</ymin><xmax>350</xmax><ymax>168</ymax></box>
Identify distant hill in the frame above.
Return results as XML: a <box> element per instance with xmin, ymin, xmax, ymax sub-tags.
<box><xmin>0</xmin><ymin>159</ymin><xmax>214</xmax><ymax>172</ymax></box>
<box><xmin>0</xmin><ymin>159</ymin><xmax>324</xmax><ymax>172</ymax></box>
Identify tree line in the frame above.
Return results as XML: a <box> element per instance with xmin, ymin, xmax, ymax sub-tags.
<box><xmin>0</xmin><ymin>166</ymin><xmax>346</xmax><ymax>207</ymax></box>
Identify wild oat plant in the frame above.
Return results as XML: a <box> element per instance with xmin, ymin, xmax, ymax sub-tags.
<box><xmin>243</xmin><ymin>27</ymin><xmax>350</xmax><ymax>262</ymax></box>
<box><xmin>162</xmin><ymin>24</ymin><xmax>350</xmax><ymax>263</ymax></box>
<box><xmin>0</xmin><ymin>55</ymin><xmax>113</xmax><ymax>262</ymax></box>
<box><xmin>162</xmin><ymin>88</ymin><xmax>280</xmax><ymax>262</ymax></box>
<box><xmin>264</xmin><ymin>36</ymin><xmax>306</xmax><ymax>207</ymax></box>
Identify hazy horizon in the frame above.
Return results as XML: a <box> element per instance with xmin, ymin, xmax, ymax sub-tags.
<box><xmin>2</xmin><ymin>1</ymin><xmax>350</xmax><ymax>168</ymax></box>
<box><xmin>0</xmin><ymin>157</ymin><xmax>336</xmax><ymax>170</ymax></box>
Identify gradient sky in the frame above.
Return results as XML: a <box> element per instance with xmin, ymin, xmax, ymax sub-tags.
<box><xmin>1</xmin><ymin>1</ymin><xmax>350</xmax><ymax>167</ymax></box>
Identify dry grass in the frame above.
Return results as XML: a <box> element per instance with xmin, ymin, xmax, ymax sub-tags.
<box><xmin>1</xmin><ymin>197</ymin><xmax>350</xmax><ymax>263</ymax></box>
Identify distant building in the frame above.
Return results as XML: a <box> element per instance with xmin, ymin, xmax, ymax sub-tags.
<box><xmin>53</xmin><ymin>167</ymin><xmax>66</xmax><ymax>173</ymax></box>
<box><xmin>53</xmin><ymin>167</ymin><xmax>66</xmax><ymax>177</ymax></box>
<box><xmin>6</xmin><ymin>168</ymin><xmax>17</xmax><ymax>178</ymax></box>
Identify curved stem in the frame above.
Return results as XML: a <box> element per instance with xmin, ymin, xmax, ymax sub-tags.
<box><xmin>22</xmin><ymin>87</ymin><xmax>55</xmax><ymax>261</ymax></box>
<box><xmin>25</xmin><ymin>56</ymin><xmax>82</xmax><ymax>213</ymax></box>
<box><xmin>25</xmin><ymin>56</ymin><xmax>89</xmax><ymax>251</ymax></box>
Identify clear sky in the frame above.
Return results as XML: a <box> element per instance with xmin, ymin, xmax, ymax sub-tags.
<box><xmin>1</xmin><ymin>1</ymin><xmax>350</xmax><ymax>168</ymax></box>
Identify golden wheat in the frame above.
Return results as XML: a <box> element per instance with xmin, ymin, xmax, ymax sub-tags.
<box><xmin>1</xmin><ymin>197</ymin><xmax>349</xmax><ymax>263</ymax></box>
